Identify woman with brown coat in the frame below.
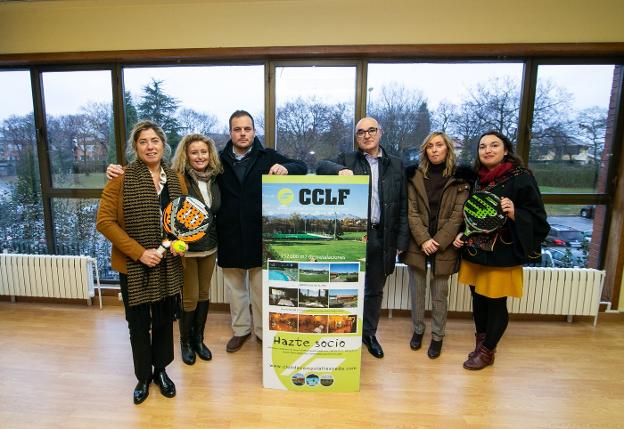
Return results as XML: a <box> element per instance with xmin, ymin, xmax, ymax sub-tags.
<box><xmin>97</xmin><ymin>121</ymin><xmax>188</xmax><ymax>405</ymax></box>
<box><xmin>403</xmin><ymin>132</ymin><xmax>472</xmax><ymax>358</ymax></box>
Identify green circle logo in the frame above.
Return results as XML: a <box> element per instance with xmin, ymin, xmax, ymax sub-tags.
<box><xmin>277</xmin><ymin>188</ymin><xmax>294</xmax><ymax>205</ymax></box>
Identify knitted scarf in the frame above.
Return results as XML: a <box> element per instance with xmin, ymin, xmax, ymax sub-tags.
<box><xmin>186</xmin><ymin>165</ymin><xmax>213</xmax><ymax>183</ymax></box>
<box><xmin>123</xmin><ymin>160</ymin><xmax>184</xmax><ymax>307</ymax></box>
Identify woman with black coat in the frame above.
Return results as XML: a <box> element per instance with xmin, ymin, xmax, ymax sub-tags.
<box><xmin>453</xmin><ymin>130</ymin><xmax>549</xmax><ymax>370</ymax></box>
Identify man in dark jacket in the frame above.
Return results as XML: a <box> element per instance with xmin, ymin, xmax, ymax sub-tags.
<box><xmin>316</xmin><ymin>117</ymin><xmax>409</xmax><ymax>358</ymax></box>
<box><xmin>218</xmin><ymin>110</ymin><xmax>307</xmax><ymax>353</ymax></box>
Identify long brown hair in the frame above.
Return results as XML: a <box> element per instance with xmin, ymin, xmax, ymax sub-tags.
<box><xmin>418</xmin><ymin>131</ymin><xmax>456</xmax><ymax>178</ymax></box>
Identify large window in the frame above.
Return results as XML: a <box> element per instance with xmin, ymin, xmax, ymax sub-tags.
<box><xmin>0</xmin><ymin>71</ymin><xmax>46</xmax><ymax>254</ymax></box>
<box><xmin>0</xmin><ymin>51</ymin><xmax>622</xmax><ymax>296</ymax></box>
<box><xmin>529</xmin><ymin>65</ymin><xmax>617</xmax><ymax>269</ymax></box>
<box><xmin>274</xmin><ymin>65</ymin><xmax>357</xmax><ymax>171</ymax></box>
<box><xmin>123</xmin><ymin>65</ymin><xmax>264</xmax><ymax>152</ymax></box>
<box><xmin>36</xmin><ymin>69</ymin><xmax>119</xmax><ymax>280</ymax></box>
<box><xmin>367</xmin><ymin>63</ymin><xmax>524</xmax><ymax>164</ymax></box>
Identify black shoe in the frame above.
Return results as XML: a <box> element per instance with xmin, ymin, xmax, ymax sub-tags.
<box><xmin>362</xmin><ymin>335</ymin><xmax>384</xmax><ymax>358</ymax></box>
<box><xmin>427</xmin><ymin>339</ymin><xmax>443</xmax><ymax>359</ymax></box>
<box><xmin>133</xmin><ymin>380</ymin><xmax>150</xmax><ymax>405</ymax></box>
<box><xmin>153</xmin><ymin>369</ymin><xmax>176</xmax><ymax>398</ymax></box>
<box><xmin>410</xmin><ymin>332</ymin><xmax>424</xmax><ymax>351</ymax></box>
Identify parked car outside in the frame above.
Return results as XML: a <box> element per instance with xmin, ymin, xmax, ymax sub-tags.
<box><xmin>542</xmin><ymin>246</ymin><xmax>587</xmax><ymax>268</ymax></box>
<box><xmin>579</xmin><ymin>205</ymin><xmax>595</xmax><ymax>219</ymax></box>
<box><xmin>544</xmin><ymin>224</ymin><xmax>584</xmax><ymax>248</ymax></box>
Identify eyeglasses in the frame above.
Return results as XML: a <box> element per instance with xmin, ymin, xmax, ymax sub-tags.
<box><xmin>355</xmin><ymin>127</ymin><xmax>378</xmax><ymax>138</ymax></box>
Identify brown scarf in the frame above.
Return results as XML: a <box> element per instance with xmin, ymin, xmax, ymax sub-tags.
<box><xmin>123</xmin><ymin>160</ymin><xmax>184</xmax><ymax>307</ymax></box>
<box><xmin>187</xmin><ymin>165</ymin><xmax>213</xmax><ymax>183</ymax></box>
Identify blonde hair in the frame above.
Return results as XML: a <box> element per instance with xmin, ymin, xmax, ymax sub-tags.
<box><xmin>418</xmin><ymin>131</ymin><xmax>456</xmax><ymax>178</ymax></box>
<box><xmin>171</xmin><ymin>133</ymin><xmax>223</xmax><ymax>175</ymax></box>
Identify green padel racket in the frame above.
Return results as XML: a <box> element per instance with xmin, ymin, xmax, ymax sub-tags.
<box><xmin>462</xmin><ymin>191</ymin><xmax>506</xmax><ymax>238</ymax></box>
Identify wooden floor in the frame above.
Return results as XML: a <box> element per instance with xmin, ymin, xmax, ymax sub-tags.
<box><xmin>1</xmin><ymin>302</ymin><xmax>623</xmax><ymax>429</ymax></box>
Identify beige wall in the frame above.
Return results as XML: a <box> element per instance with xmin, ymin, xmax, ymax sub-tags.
<box><xmin>1</xmin><ymin>0</ymin><xmax>624</xmax><ymax>54</ymax></box>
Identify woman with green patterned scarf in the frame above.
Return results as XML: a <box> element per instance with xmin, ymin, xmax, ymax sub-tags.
<box><xmin>97</xmin><ymin>120</ymin><xmax>187</xmax><ymax>405</ymax></box>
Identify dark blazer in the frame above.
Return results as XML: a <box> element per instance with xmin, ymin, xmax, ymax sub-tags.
<box><xmin>183</xmin><ymin>172</ymin><xmax>220</xmax><ymax>253</ymax></box>
<box><xmin>316</xmin><ymin>146</ymin><xmax>409</xmax><ymax>276</ymax></box>
<box><xmin>216</xmin><ymin>137</ymin><xmax>307</xmax><ymax>269</ymax></box>
<box><xmin>462</xmin><ymin>168</ymin><xmax>550</xmax><ymax>267</ymax></box>
<box><xmin>403</xmin><ymin>165</ymin><xmax>471</xmax><ymax>276</ymax></box>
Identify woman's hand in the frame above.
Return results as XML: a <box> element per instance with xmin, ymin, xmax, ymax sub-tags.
<box><xmin>106</xmin><ymin>164</ymin><xmax>124</xmax><ymax>180</ymax></box>
<box><xmin>453</xmin><ymin>233</ymin><xmax>465</xmax><ymax>248</ymax></box>
<box><xmin>421</xmin><ymin>239</ymin><xmax>439</xmax><ymax>256</ymax></box>
<box><xmin>139</xmin><ymin>249</ymin><xmax>163</xmax><ymax>267</ymax></box>
<box><xmin>501</xmin><ymin>197</ymin><xmax>515</xmax><ymax>221</ymax></box>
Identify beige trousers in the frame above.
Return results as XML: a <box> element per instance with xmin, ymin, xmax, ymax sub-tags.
<box><xmin>223</xmin><ymin>267</ymin><xmax>263</xmax><ymax>338</ymax></box>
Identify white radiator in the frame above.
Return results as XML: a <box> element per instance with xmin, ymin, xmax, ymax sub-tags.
<box><xmin>209</xmin><ymin>265</ymin><xmax>605</xmax><ymax>324</ymax></box>
<box><xmin>382</xmin><ymin>265</ymin><xmax>605</xmax><ymax>325</ymax></box>
<box><xmin>0</xmin><ymin>254</ymin><xmax>102</xmax><ymax>308</ymax></box>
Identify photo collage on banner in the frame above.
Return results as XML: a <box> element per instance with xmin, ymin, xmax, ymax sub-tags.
<box><xmin>261</xmin><ymin>175</ymin><xmax>369</xmax><ymax>391</ymax></box>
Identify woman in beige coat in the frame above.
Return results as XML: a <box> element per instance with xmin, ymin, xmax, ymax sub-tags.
<box><xmin>402</xmin><ymin>132</ymin><xmax>472</xmax><ymax>358</ymax></box>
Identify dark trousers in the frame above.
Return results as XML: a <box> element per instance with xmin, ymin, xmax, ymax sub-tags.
<box><xmin>120</xmin><ymin>274</ymin><xmax>174</xmax><ymax>382</ymax></box>
<box><xmin>363</xmin><ymin>227</ymin><xmax>389</xmax><ymax>336</ymax></box>
<box><xmin>470</xmin><ymin>286</ymin><xmax>509</xmax><ymax>350</ymax></box>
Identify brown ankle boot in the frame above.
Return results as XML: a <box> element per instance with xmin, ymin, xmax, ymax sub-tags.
<box><xmin>463</xmin><ymin>345</ymin><xmax>495</xmax><ymax>370</ymax></box>
<box><xmin>468</xmin><ymin>333</ymin><xmax>487</xmax><ymax>359</ymax></box>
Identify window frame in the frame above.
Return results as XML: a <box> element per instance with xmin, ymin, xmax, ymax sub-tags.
<box><xmin>1</xmin><ymin>43</ymin><xmax>623</xmax><ymax>296</ymax></box>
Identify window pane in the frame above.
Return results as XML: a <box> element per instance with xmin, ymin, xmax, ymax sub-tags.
<box><xmin>53</xmin><ymin>198</ymin><xmax>117</xmax><ymax>281</ymax></box>
<box><xmin>0</xmin><ymin>71</ymin><xmax>47</xmax><ymax>254</ymax></box>
<box><xmin>534</xmin><ymin>204</ymin><xmax>604</xmax><ymax>269</ymax></box>
<box><xmin>123</xmin><ymin>65</ymin><xmax>264</xmax><ymax>152</ymax></box>
<box><xmin>529</xmin><ymin>65</ymin><xmax>615</xmax><ymax>194</ymax></box>
<box><xmin>42</xmin><ymin>70</ymin><xmax>115</xmax><ymax>189</ymax></box>
<box><xmin>367</xmin><ymin>63</ymin><xmax>523</xmax><ymax>164</ymax></box>
<box><xmin>275</xmin><ymin>66</ymin><xmax>356</xmax><ymax>172</ymax></box>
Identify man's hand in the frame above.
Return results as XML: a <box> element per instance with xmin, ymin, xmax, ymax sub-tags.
<box><xmin>106</xmin><ymin>164</ymin><xmax>124</xmax><ymax>180</ymax></box>
<box><xmin>268</xmin><ymin>164</ymin><xmax>288</xmax><ymax>175</ymax></box>
<box><xmin>452</xmin><ymin>233</ymin><xmax>465</xmax><ymax>248</ymax></box>
<box><xmin>338</xmin><ymin>169</ymin><xmax>354</xmax><ymax>176</ymax></box>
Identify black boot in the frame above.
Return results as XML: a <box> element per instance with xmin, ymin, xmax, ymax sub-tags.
<box><xmin>192</xmin><ymin>301</ymin><xmax>212</xmax><ymax>361</ymax></box>
<box><xmin>179</xmin><ymin>310</ymin><xmax>196</xmax><ymax>365</ymax></box>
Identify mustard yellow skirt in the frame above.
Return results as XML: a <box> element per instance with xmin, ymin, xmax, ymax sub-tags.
<box><xmin>458</xmin><ymin>260</ymin><xmax>523</xmax><ymax>299</ymax></box>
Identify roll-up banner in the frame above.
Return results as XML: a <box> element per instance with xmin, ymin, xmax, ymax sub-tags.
<box><xmin>261</xmin><ymin>175</ymin><xmax>369</xmax><ymax>391</ymax></box>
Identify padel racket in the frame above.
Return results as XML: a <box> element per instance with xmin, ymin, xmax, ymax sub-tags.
<box><xmin>158</xmin><ymin>195</ymin><xmax>212</xmax><ymax>255</ymax></box>
<box><xmin>462</xmin><ymin>191</ymin><xmax>506</xmax><ymax>238</ymax></box>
